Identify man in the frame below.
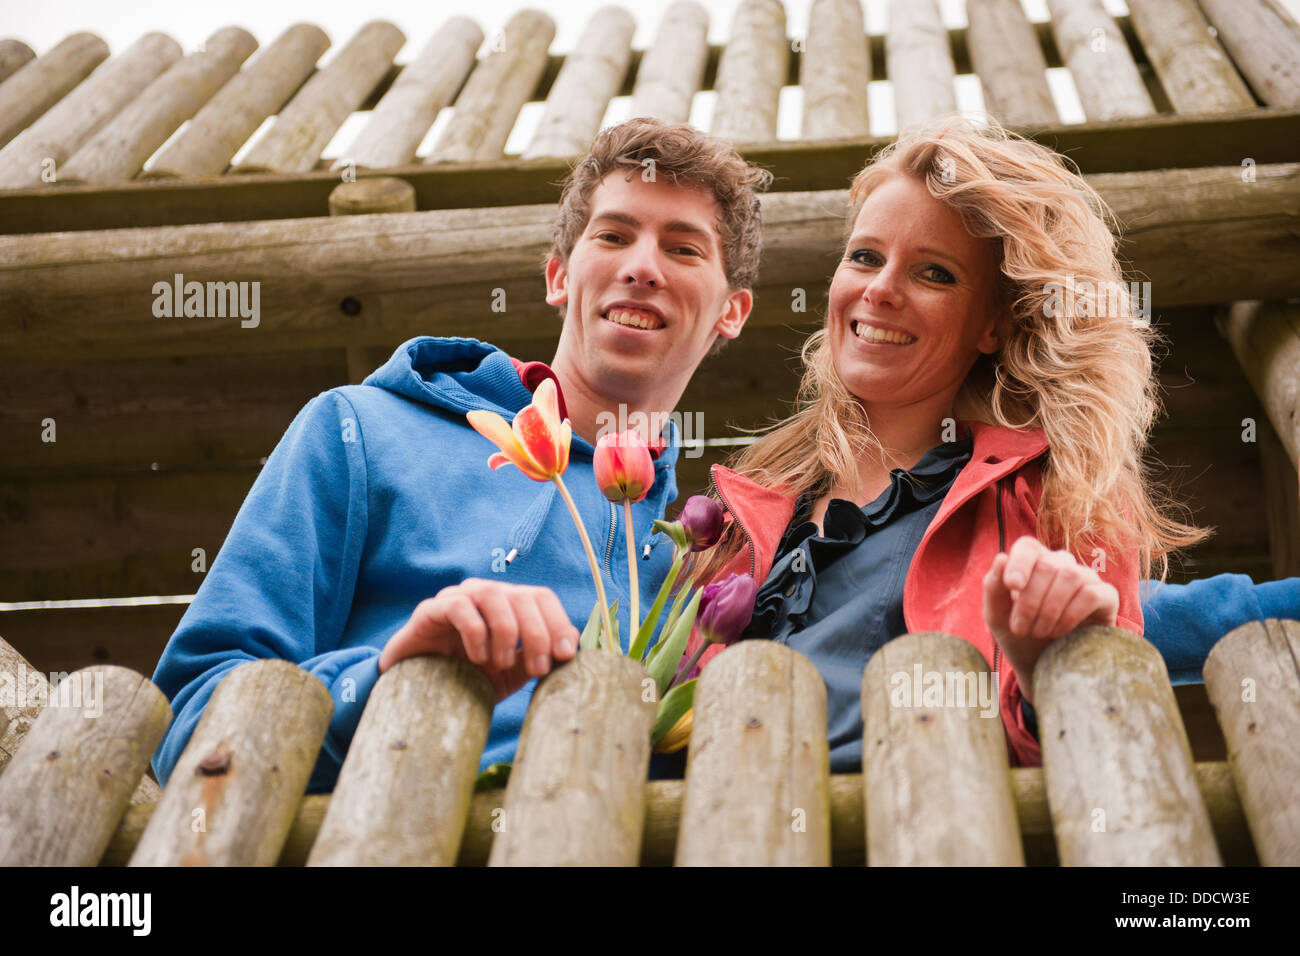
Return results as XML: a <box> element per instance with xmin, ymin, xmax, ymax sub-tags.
<box><xmin>150</xmin><ymin>118</ymin><xmax>773</xmax><ymax>792</ymax></box>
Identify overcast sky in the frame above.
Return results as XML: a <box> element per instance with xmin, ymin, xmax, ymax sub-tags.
<box><xmin>4</xmin><ymin>1</ymin><xmax>1297</xmax><ymax>151</ymax></box>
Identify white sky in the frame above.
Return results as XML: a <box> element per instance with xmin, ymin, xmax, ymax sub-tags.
<box><xmin>5</xmin><ymin>0</ymin><xmax>1296</xmax><ymax>159</ymax></box>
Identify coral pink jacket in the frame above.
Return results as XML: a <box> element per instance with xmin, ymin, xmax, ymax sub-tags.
<box><xmin>682</xmin><ymin>419</ymin><xmax>1144</xmax><ymax>767</ymax></box>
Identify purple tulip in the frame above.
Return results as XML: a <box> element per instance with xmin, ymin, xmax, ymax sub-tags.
<box><xmin>697</xmin><ymin>573</ymin><xmax>758</xmax><ymax>646</ymax></box>
<box><xmin>680</xmin><ymin>496</ymin><xmax>725</xmax><ymax>552</ymax></box>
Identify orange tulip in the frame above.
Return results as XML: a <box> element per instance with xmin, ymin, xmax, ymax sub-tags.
<box><xmin>467</xmin><ymin>378</ymin><xmax>571</xmax><ymax>481</ymax></box>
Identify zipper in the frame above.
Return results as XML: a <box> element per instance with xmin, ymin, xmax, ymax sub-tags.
<box><xmin>709</xmin><ymin>468</ymin><xmax>755</xmax><ymax>579</ymax></box>
<box><xmin>994</xmin><ymin>475</ymin><xmax>1006</xmax><ymax>678</ymax></box>
<box><xmin>602</xmin><ymin>500</ymin><xmax>617</xmax><ymax>579</ymax></box>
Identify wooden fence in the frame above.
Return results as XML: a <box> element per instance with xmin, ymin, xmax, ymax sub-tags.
<box><xmin>0</xmin><ymin>618</ymin><xmax>1296</xmax><ymax>866</ymax></box>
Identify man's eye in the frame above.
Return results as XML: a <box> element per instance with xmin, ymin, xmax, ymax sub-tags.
<box><xmin>596</xmin><ymin>231</ymin><xmax>624</xmax><ymax>243</ymax></box>
<box><xmin>673</xmin><ymin>246</ymin><xmax>701</xmax><ymax>256</ymax></box>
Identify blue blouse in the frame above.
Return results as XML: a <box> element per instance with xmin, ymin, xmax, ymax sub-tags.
<box><xmin>740</xmin><ymin>428</ymin><xmax>986</xmax><ymax>772</ymax></box>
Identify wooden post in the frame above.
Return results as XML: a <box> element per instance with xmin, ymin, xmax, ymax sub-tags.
<box><xmin>1035</xmin><ymin>625</ymin><xmax>1221</xmax><ymax>865</ymax></box>
<box><xmin>145</xmin><ymin>24</ymin><xmax>331</xmax><ymax>180</ymax></box>
<box><xmin>333</xmin><ymin>19</ymin><xmax>481</xmax><ymax>172</ymax></box>
<box><xmin>1259</xmin><ymin>419</ymin><xmax>1300</xmax><ymax>577</ymax></box>
<box><xmin>0</xmin><ymin>666</ymin><xmax>170</xmax><ymax>865</ymax></box>
<box><xmin>1203</xmin><ymin>618</ymin><xmax>1300</xmax><ymax>865</ymax></box>
<box><xmin>630</xmin><ymin>1</ymin><xmax>709</xmax><ymax>124</ymax></box>
<box><xmin>59</xmin><ymin>28</ymin><xmax>258</xmax><ymax>185</ymax></box>
<box><xmin>0</xmin><ymin>634</ymin><xmax>162</xmax><ymax>803</ymax></box>
<box><xmin>1218</xmin><ymin>301</ymin><xmax>1300</xmax><ymax>471</ymax></box>
<box><xmin>1198</xmin><ymin>0</ymin><xmax>1300</xmax><ymax>108</ymax></box>
<box><xmin>307</xmin><ymin>656</ymin><xmax>494</xmax><ymax>865</ymax></box>
<box><xmin>525</xmin><ymin>7</ymin><xmax>635</xmax><ymax>159</ymax></box>
<box><xmin>711</xmin><ymin>0</ymin><xmax>789</xmax><ymax>145</ymax></box>
<box><xmin>234</xmin><ymin>21</ymin><xmax>405</xmax><ymax>174</ymax></box>
<box><xmin>966</xmin><ymin>0</ymin><xmax>1058</xmax><ymax>127</ymax></box>
<box><xmin>0</xmin><ymin>33</ymin><xmax>109</xmax><ymax>149</ymax></box>
<box><xmin>1046</xmin><ymin>0</ymin><xmax>1156</xmax><ymax>120</ymax></box>
<box><xmin>800</xmin><ymin>0</ymin><xmax>871</xmax><ymax>140</ymax></box>
<box><xmin>887</xmin><ymin>0</ymin><xmax>958</xmax><ymax>131</ymax></box>
<box><xmin>1125</xmin><ymin>0</ymin><xmax>1254</xmax><ymax>114</ymax></box>
<box><xmin>861</xmin><ymin>632</ymin><xmax>1023</xmax><ymax>866</ymax></box>
<box><xmin>0</xmin><ymin>34</ymin><xmax>182</xmax><ymax>190</ymax></box>
<box><xmin>427</xmin><ymin>10</ymin><xmax>556</xmax><ymax>163</ymax></box>
<box><xmin>0</xmin><ymin>39</ymin><xmax>35</xmax><ymax>84</ymax></box>
<box><xmin>676</xmin><ymin>641</ymin><xmax>830</xmax><ymax>866</ymax></box>
<box><xmin>327</xmin><ymin>175</ymin><xmax>416</xmax><ymax>383</ymax></box>
<box><xmin>488</xmin><ymin>650</ymin><xmax>655</xmax><ymax>866</ymax></box>
<box><xmin>129</xmin><ymin>659</ymin><xmax>332</xmax><ymax>866</ymax></box>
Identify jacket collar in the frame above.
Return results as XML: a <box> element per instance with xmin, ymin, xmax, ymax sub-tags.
<box><xmin>710</xmin><ymin>419</ymin><xmax>1048</xmax><ymax>579</ymax></box>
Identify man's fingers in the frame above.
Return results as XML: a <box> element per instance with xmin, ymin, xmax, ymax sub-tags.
<box><xmin>514</xmin><ymin>592</ymin><xmax>555</xmax><ymax>677</ymax></box>
<box><xmin>380</xmin><ymin>594</ymin><xmax>479</xmax><ymax>672</ymax></box>
<box><xmin>472</xmin><ymin>587</ymin><xmax>521</xmax><ymax>670</ymax></box>
<box><xmin>534</xmin><ymin>589</ymin><xmax>581</xmax><ymax>662</ymax></box>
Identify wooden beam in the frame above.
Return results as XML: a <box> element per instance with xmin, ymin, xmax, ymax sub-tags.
<box><xmin>3</xmin><ymin>108</ymin><xmax>1297</xmax><ymax>235</ymax></box>
<box><xmin>1218</xmin><ymin>300</ymin><xmax>1300</xmax><ymax>470</ymax></box>
<box><xmin>5</xmin><ymin>164</ymin><xmax>1299</xmax><ymax>363</ymax></box>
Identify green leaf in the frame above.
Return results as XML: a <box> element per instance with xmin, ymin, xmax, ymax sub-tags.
<box><xmin>578</xmin><ymin>601</ymin><xmax>603</xmax><ymax>651</ymax></box>
<box><xmin>651</xmin><ymin>679</ymin><xmax>696</xmax><ymax>746</ymax></box>
<box><xmin>602</xmin><ymin>599</ymin><xmax>619</xmax><ymax>651</ymax></box>
<box><xmin>629</xmin><ymin>550</ymin><xmax>683</xmax><ymax>662</ymax></box>
<box><xmin>645</xmin><ymin>587</ymin><xmax>702</xmax><ymax>698</ymax></box>
<box><xmin>475</xmin><ymin>762</ymin><xmax>512</xmax><ymax>791</ymax></box>
<box><xmin>659</xmin><ymin>576</ymin><xmax>694</xmax><ymax>644</ymax></box>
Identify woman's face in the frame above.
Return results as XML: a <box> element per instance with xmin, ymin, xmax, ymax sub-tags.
<box><xmin>829</xmin><ymin>173</ymin><xmax>1005</xmax><ymax>415</ymax></box>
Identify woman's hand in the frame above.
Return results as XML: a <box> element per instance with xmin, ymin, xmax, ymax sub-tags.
<box><xmin>983</xmin><ymin>535</ymin><xmax>1119</xmax><ymax>704</ymax></box>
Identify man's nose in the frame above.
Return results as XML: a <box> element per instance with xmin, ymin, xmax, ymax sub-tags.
<box><xmin>622</xmin><ymin>237</ymin><xmax>666</xmax><ymax>288</ymax></box>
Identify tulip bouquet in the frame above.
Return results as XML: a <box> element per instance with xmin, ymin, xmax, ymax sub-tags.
<box><xmin>467</xmin><ymin>379</ymin><xmax>756</xmax><ymax>752</ymax></box>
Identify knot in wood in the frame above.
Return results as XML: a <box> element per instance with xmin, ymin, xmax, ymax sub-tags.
<box><xmin>198</xmin><ymin>752</ymin><xmax>231</xmax><ymax>775</ymax></box>
<box><xmin>1105</xmin><ymin>705</ymin><xmax>1118</xmax><ymax>715</ymax></box>
<box><xmin>391</xmin><ymin>740</ymin><xmax>408</xmax><ymax>750</ymax></box>
<box><xmin>340</xmin><ymin>297</ymin><xmax>362</xmax><ymax>316</ymax></box>
<box><xmin>746</xmin><ymin>716</ymin><xmax>762</xmax><ymax>729</ymax></box>
<box><xmin>46</xmin><ymin>750</ymin><xmax>60</xmax><ymax>761</ymax></box>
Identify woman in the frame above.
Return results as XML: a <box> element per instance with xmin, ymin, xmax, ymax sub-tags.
<box><xmin>682</xmin><ymin>115</ymin><xmax>1207</xmax><ymax>769</ymax></box>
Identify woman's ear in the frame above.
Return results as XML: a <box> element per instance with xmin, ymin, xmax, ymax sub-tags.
<box><xmin>979</xmin><ymin>301</ymin><xmax>1012</xmax><ymax>355</ymax></box>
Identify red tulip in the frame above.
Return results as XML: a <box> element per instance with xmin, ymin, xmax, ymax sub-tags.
<box><xmin>467</xmin><ymin>378</ymin><xmax>571</xmax><ymax>481</ymax></box>
<box><xmin>594</xmin><ymin>430</ymin><xmax>655</xmax><ymax>503</ymax></box>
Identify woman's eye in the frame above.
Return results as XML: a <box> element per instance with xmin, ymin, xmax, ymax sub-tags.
<box><xmin>922</xmin><ymin>265</ymin><xmax>955</xmax><ymax>283</ymax></box>
<box><xmin>850</xmin><ymin>249</ymin><xmax>881</xmax><ymax>265</ymax></box>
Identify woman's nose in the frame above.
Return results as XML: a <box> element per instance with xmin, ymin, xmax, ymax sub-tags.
<box><xmin>862</xmin><ymin>264</ymin><xmax>903</xmax><ymax>308</ymax></box>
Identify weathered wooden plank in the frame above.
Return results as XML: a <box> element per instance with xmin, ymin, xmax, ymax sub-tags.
<box><xmin>0</xmin><ymin>665</ymin><xmax>170</xmax><ymax>865</ymax></box>
<box><xmin>333</xmin><ymin>19</ymin><xmax>480</xmax><ymax>171</ymax></box>
<box><xmin>887</xmin><ymin>0</ymin><xmax>957</xmax><ymax>130</ymax></box>
<box><xmin>1218</xmin><ymin>300</ymin><xmax>1300</xmax><ymax>471</ymax></box>
<box><xmin>1203</xmin><ymin>618</ymin><xmax>1300</xmax><ymax>865</ymax></box>
<box><xmin>966</xmin><ymin>0</ymin><xmax>1058</xmax><ymax>127</ymax></box>
<box><xmin>1198</xmin><ymin>0</ymin><xmax>1300</xmax><ymax>108</ymax></box>
<box><xmin>630</xmin><ymin>1</ymin><xmax>709</xmax><ymax>124</ymax></box>
<box><xmin>711</xmin><ymin>0</ymin><xmax>788</xmax><ymax>144</ymax></box>
<box><xmin>1047</xmin><ymin>0</ymin><xmax>1156</xmax><ymax>120</ymax></box>
<box><xmin>0</xmin><ymin>33</ymin><xmax>108</xmax><ymax>149</ymax></box>
<box><xmin>1125</xmin><ymin>0</ymin><xmax>1254</xmax><ymax>114</ymax></box>
<box><xmin>488</xmin><ymin>649</ymin><xmax>655</xmax><ymax>865</ymax></box>
<box><xmin>1259</xmin><ymin>419</ymin><xmax>1300</xmax><ymax>577</ymax></box>
<box><xmin>0</xmin><ymin>603</ymin><xmax>184</xmax><ymax>680</ymax></box>
<box><xmin>5</xmin><ymin>107</ymin><xmax>1299</xmax><ymax>234</ymax></box>
<box><xmin>308</xmin><ymin>656</ymin><xmax>494</xmax><ymax>865</ymax></box>
<box><xmin>234</xmin><ymin>21</ymin><xmax>405</xmax><ymax>174</ymax></box>
<box><xmin>676</xmin><ymin>641</ymin><xmax>830</xmax><ymax>866</ymax></box>
<box><xmin>800</xmin><ymin>0</ymin><xmax>871</xmax><ymax>140</ymax></box>
<box><xmin>0</xmin><ymin>33</ymin><xmax>182</xmax><ymax>189</ymax></box>
<box><xmin>1036</xmin><ymin>625</ymin><xmax>1221</xmax><ymax>865</ymax></box>
<box><xmin>100</xmin><ymin>761</ymin><xmax>1259</xmax><ymax>866</ymax></box>
<box><xmin>427</xmin><ymin>10</ymin><xmax>555</xmax><ymax>164</ymax></box>
<box><xmin>130</xmin><ymin>658</ymin><xmax>332</xmax><ymax>866</ymax></box>
<box><xmin>59</xmin><ymin>28</ymin><xmax>258</xmax><ymax>185</ymax></box>
<box><xmin>525</xmin><ymin>7</ymin><xmax>634</xmax><ymax>160</ymax></box>
<box><xmin>145</xmin><ymin>24</ymin><xmax>331</xmax><ymax>180</ymax></box>
<box><xmin>861</xmin><ymin>632</ymin><xmax>1023</xmax><ymax>866</ymax></box>
<box><xmin>6</xmin><ymin>165</ymin><xmax>1299</xmax><ymax>362</ymax></box>
<box><xmin>0</xmin><ymin>39</ymin><xmax>35</xmax><ymax>85</ymax></box>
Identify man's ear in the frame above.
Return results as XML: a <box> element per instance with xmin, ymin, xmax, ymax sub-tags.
<box><xmin>545</xmin><ymin>255</ymin><xmax>568</xmax><ymax>307</ymax></box>
<box><xmin>714</xmin><ymin>288</ymin><xmax>752</xmax><ymax>340</ymax></box>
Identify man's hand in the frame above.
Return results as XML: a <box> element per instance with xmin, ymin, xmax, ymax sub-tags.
<box><xmin>983</xmin><ymin>535</ymin><xmax>1119</xmax><ymax>704</ymax></box>
<box><xmin>379</xmin><ymin>578</ymin><xmax>581</xmax><ymax>702</ymax></box>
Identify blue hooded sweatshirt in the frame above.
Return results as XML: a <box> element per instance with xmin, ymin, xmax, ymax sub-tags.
<box><xmin>150</xmin><ymin>336</ymin><xmax>682</xmax><ymax>793</ymax></box>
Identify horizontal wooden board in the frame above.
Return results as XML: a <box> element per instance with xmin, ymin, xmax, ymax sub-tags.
<box><xmin>0</xmin><ymin>602</ymin><xmax>184</xmax><ymax>678</ymax></box>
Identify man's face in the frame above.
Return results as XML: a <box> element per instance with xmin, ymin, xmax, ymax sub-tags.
<box><xmin>547</xmin><ymin>172</ymin><xmax>751</xmax><ymax>408</ymax></box>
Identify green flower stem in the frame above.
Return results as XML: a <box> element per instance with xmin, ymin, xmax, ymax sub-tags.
<box><xmin>552</xmin><ymin>474</ymin><xmax>615</xmax><ymax>651</ymax></box>
<box><xmin>665</xmin><ymin>639</ymin><xmax>710</xmax><ymax>695</ymax></box>
<box><xmin>623</xmin><ymin>498</ymin><xmax>638</xmax><ymax>649</ymax></box>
